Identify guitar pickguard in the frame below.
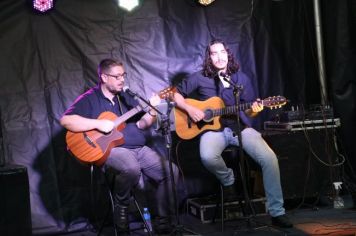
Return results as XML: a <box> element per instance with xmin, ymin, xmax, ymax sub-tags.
<box><xmin>196</xmin><ymin>120</ymin><xmax>214</xmax><ymax>130</ymax></box>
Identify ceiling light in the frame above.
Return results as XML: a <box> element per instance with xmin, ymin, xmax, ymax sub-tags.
<box><xmin>198</xmin><ymin>0</ymin><xmax>215</xmax><ymax>6</ymax></box>
<box><xmin>33</xmin><ymin>0</ymin><xmax>54</xmax><ymax>13</ymax></box>
<box><xmin>118</xmin><ymin>0</ymin><xmax>140</xmax><ymax>11</ymax></box>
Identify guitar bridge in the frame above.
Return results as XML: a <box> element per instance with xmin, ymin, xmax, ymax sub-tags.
<box><xmin>83</xmin><ymin>132</ymin><xmax>96</xmax><ymax>148</ymax></box>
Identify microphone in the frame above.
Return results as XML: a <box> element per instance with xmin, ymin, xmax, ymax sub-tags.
<box><xmin>218</xmin><ymin>71</ymin><xmax>243</xmax><ymax>90</ymax></box>
<box><xmin>122</xmin><ymin>86</ymin><xmax>163</xmax><ymax>118</ymax></box>
<box><xmin>122</xmin><ymin>86</ymin><xmax>137</xmax><ymax>97</ymax></box>
<box><xmin>218</xmin><ymin>71</ymin><xmax>230</xmax><ymax>82</ymax></box>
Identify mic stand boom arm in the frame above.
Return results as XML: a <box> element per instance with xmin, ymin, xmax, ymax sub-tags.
<box><xmin>130</xmin><ymin>92</ymin><xmax>164</xmax><ymax>117</ymax></box>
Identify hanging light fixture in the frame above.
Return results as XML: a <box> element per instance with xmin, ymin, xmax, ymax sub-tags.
<box><xmin>33</xmin><ymin>0</ymin><xmax>54</xmax><ymax>13</ymax></box>
<box><xmin>118</xmin><ymin>0</ymin><xmax>140</xmax><ymax>11</ymax></box>
<box><xmin>198</xmin><ymin>0</ymin><xmax>215</xmax><ymax>6</ymax></box>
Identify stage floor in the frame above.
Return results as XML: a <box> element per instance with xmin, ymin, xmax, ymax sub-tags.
<box><xmin>47</xmin><ymin>195</ymin><xmax>356</xmax><ymax>236</ymax></box>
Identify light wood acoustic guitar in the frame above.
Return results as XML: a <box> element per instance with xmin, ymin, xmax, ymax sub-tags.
<box><xmin>174</xmin><ymin>96</ymin><xmax>287</xmax><ymax>140</ymax></box>
<box><xmin>66</xmin><ymin>86</ymin><xmax>176</xmax><ymax>166</ymax></box>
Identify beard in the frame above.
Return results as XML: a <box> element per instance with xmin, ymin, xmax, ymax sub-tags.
<box><xmin>107</xmin><ymin>84</ymin><xmax>122</xmax><ymax>94</ymax></box>
<box><xmin>213</xmin><ymin>60</ymin><xmax>227</xmax><ymax>70</ymax></box>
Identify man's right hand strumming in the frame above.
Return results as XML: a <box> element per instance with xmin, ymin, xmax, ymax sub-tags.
<box><xmin>96</xmin><ymin>119</ymin><xmax>115</xmax><ymax>133</ymax></box>
<box><xmin>186</xmin><ymin>106</ymin><xmax>205</xmax><ymax>123</ymax></box>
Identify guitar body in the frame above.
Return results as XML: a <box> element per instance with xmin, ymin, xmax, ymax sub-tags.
<box><xmin>174</xmin><ymin>95</ymin><xmax>287</xmax><ymax>140</ymax></box>
<box><xmin>174</xmin><ymin>97</ymin><xmax>225</xmax><ymax>140</ymax></box>
<box><xmin>66</xmin><ymin>111</ymin><xmax>126</xmax><ymax>165</ymax></box>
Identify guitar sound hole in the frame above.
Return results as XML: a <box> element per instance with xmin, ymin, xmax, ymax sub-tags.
<box><xmin>204</xmin><ymin>109</ymin><xmax>214</xmax><ymax>121</ymax></box>
<box><xmin>83</xmin><ymin>132</ymin><xmax>96</xmax><ymax>148</ymax></box>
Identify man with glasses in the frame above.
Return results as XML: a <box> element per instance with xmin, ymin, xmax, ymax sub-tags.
<box><xmin>60</xmin><ymin>58</ymin><xmax>178</xmax><ymax>234</ymax></box>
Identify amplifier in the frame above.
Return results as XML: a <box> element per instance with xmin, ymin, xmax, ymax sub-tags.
<box><xmin>263</xmin><ymin>130</ymin><xmax>337</xmax><ymax>200</ymax></box>
<box><xmin>279</xmin><ymin>105</ymin><xmax>334</xmax><ymax>122</ymax></box>
<box><xmin>264</xmin><ymin>118</ymin><xmax>340</xmax><ymax>131</ymax></box>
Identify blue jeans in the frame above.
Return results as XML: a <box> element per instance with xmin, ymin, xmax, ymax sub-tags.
<box><xmin>199</xmin><ymin>127</ymin><xmax>285</xmax><ymax>217</ymax></box>
<box><xmin>103</xmin><ymin>146</ymin><xmax>179</xmax><ymax>217</ymax></box>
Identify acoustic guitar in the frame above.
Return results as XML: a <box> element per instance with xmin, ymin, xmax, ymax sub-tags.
<box><xmin>174</xmin><ymin>96</ymin><xmax>286</xmax><ymax>140</ymax></box>
<box><xmin>66</xmin><ymin>86</ymin><xmax>176</xmax><ymax>165</ymax></box>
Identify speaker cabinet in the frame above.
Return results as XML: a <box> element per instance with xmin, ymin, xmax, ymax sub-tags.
<box><xmin>263</xmin><ymin>130</ymin><xmax>335</xmax><ymax>200</ymax></box>
<box><xmin>0</xmin><ymin>108</ymin><xmax>5</xmax><ymax>166</ymax></box>
<box><xmin>0</xmin><ymin>165</ymin><xmax>32</xmax><ymax>236</ymax></box>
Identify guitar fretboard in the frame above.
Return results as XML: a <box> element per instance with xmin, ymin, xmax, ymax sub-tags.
<box><xmin>213</xmin><ymin>102</ymin><xmax>255</xmax><ymax>116</ymax></box>
<box><xmin>113</xmin><ymin>105</ymin><xmax>142</xmax><ymax>127</ymax></box>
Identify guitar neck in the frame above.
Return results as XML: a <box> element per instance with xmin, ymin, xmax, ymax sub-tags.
<box><xmin>113</xmin><ymin>105</ymin><xmax>142</xmax><ymax>127</ymax></box>
<box><xmin>213</xmin><ymin>102</ymin><xmax>253</xmax><ymax>117</ymax></box>
<box><xmin>109</xmin><ymin>85</ymin><xmax>176</xmax><ymax>127</ymax></box>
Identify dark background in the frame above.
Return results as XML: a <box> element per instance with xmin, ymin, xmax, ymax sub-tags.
<box><xmin>0</xmin><ymin>0</ymin><xmax>355</xmax><ymax>234</ymax></box>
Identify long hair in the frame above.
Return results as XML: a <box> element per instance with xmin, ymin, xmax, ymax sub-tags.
<box><xmin>202</xmin><ymin>39</ymin><xmax>240</xmax><ymax>78</ymax></box>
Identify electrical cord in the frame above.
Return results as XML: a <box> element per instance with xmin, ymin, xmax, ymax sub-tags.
<box><xmin>300</xmin><ymin>118</ymin><xmax>345</xmax><ymax>167</ymax></box>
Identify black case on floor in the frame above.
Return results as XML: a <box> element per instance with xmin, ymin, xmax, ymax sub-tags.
<box><xmin>0</xmin><ymin>164</ymin><xmax>32</xmax><ymax>236</ymax></box>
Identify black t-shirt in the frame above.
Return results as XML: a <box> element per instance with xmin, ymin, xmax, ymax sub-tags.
<box><xmin>63</xmin><ymin>84</ymin><xmax>147</xmax><ymax>148</ymax></box>
<box><xmin>176</xmin><ymin>71</ymin><xmax>256</xmax><ymax>130</ymax></box>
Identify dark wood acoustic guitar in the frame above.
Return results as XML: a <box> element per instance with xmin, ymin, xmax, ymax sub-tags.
<box><xmin>66</xmin><ymin>86</ymin><xmax>176</xmax><ymax>165</ymax></box>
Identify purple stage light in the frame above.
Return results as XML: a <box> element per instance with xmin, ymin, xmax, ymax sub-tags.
<box><xmin>33</xmin><ymin>0</ymin><xmax>53</xmax><ymax>13</ymax></box>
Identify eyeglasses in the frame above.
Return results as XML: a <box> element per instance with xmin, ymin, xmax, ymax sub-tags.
<box><xmin>104</xmin><ymin>72</ymin><xmax>127</xmax><ymax>80</ymax></box>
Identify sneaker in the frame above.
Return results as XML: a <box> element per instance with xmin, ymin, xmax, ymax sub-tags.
<box><xmin>271</xmin><ymin>214</ymin><xmax>293</xmax><ymax>228</ymax></box>
<box><xmin>153</xmin><ymin>216</ymin><xmax>173</xmax><ymax>234</ymax></box>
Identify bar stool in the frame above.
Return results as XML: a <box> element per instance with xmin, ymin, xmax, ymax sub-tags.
<box><xmin>215</xmin><ymin>146</ymin><xmax>254</xmax><ymax>232</ymax></box>
<box><xmin>89</xmin><ymin>164</ymin><xmax>152</xmax><ymax>236</ymax></box>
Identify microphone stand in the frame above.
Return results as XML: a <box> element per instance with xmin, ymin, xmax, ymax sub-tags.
<box><xmin>222</xmin><ymin>76</ymin><xmax>256</xmax><ymax>226</ymax></box>
<box><xmin>222</xmin><ymin>77</ymin><xmax>278</xmax><ymax>234</ymax></box>
<box><xmin>128</xmin><ymin>91</ymin><xmax>163</xmax><ymax>116</ymax></box>
<box><xmin>156</xmin><ymin>98</ymin><xmax>198</xmax><ymax>236</ymax></box>
<box><xmin>131</xmin><ymin>92</ymin><xmax>197</xmax><ymax>235</ymax></box>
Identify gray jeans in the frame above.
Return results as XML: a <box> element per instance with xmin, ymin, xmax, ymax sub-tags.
<box><xmin>199</xmin><ymin>127</ymin><xmax>285</xmax><ymax>217</ymax></box>
<box><xmin>103</xmin><ymin>145</ymin><xmax>179</xmax><ymax>217</ymax></box>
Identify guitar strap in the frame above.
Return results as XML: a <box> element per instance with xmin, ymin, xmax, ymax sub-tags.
<box><xmin>116</xmin><ymin>95</ymin><xmax>124</xmax><ymax>115</ymax></box>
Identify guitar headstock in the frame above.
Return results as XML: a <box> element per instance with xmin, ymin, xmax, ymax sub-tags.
<box><xmin>149</xmin><ymin>86</ymin><xmax>177</xmax><ymax>107</ymax></box>
<box><xmin>263</xmin><ymin>96</ymin><xmax>287</xmax><ymax>109</ymax></box>
<box><xmin>158</xmin><ymin>86</ymin><xmax>177</xmax><ymax>100</ymax></box>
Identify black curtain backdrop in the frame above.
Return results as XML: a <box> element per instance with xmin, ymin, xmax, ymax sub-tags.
<box><xmin>0</xmin><ymin>0</ymin><xmax>355</xmax><ymax>234</ymax></box>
